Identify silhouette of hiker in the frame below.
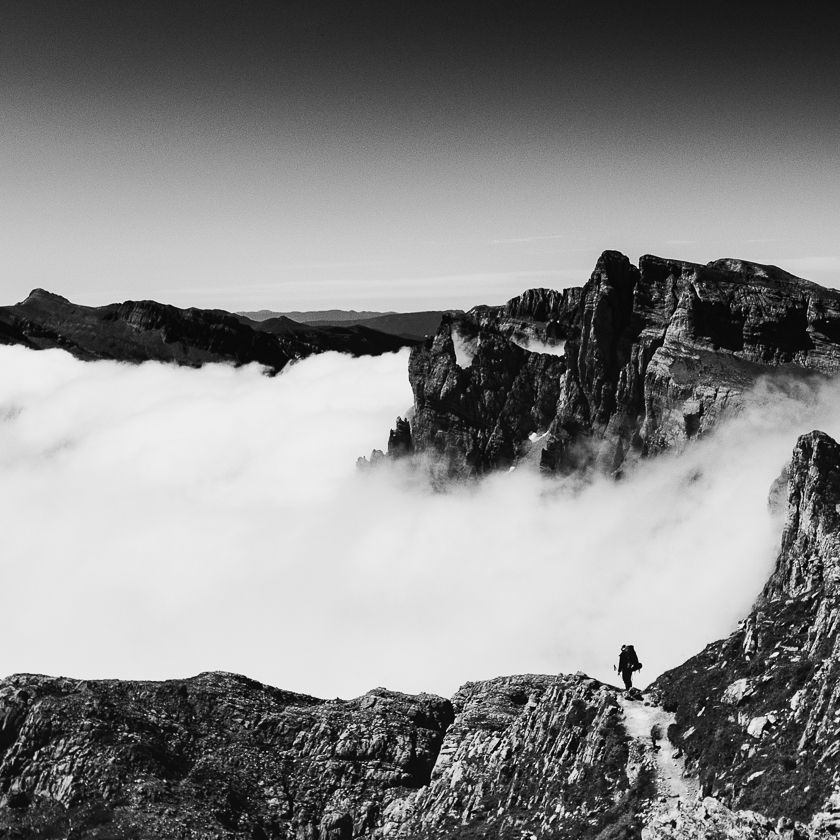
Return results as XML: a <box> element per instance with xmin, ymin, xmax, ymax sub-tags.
<box><xmin>616</xmin><ymin>644</ymin><xmax>642</xmax><ymax>690</ymax></box>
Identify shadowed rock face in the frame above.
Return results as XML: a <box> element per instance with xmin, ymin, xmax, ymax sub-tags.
<box><xmin>0</xmin><ymin>290</ymin><xmax>415</xmax><ymax>372</ymax></box>
<box><xmin>653</xmin><ymin>431</ymin><xmax>840</xmax><ymax>831</ymax></box>
<box><xmin>392</xmin><ymin>251</ymin><xmax>840</xmax><ymax>476</ymax></box>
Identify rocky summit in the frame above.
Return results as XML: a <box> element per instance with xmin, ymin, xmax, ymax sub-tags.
<box><xmin>376</xmin><ymin>251</ymin><xmax>840</xmax><ymax>477</ymax></box>
<box><xmin>4</xmin><ymin>430</ymin><xmax>840</xmax><ymax>837</ymax></box>
<box><xmin>0</xmin><ymin>290</ymin><xmax>415</xmax><ymax>373</ymax></box>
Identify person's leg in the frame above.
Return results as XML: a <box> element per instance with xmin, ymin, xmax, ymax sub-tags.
<box><xmin>622</xmin><ymin>670</ymin><xmax>632</xmax><ymax>690</ymax></box>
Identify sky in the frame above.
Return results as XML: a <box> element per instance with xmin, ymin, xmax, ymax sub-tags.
<box><xmin>3</xmin><ymin>343</ymin><xmax>840</xmax><ymax>698</ymax></box>
<box><xmin>2</xmin><ymin>1</ymin><xmax>840</xmax><ymax>311</ymax></box>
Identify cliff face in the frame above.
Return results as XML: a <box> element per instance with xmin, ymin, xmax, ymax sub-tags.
<box><xmin>0</xmin><ymin>290</ymin><xmax>414</xmax><ymax>372</ymax></box>
<box><xmin>653</xmin><ymin>431</ymin><xmax>840</xmax><ymax>833</ymax></box>
<box><xmin>396</xmin><ymin>252</ymin><xmax>840</xmax><ymax>476</ymax></box>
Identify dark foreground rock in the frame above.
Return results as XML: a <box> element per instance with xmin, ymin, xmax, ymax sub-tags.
<box><xmin>0</xmin><ymin>671</ymin><xmax>655</xmax><ymax>840</ymax></box>
<box><xmin>387</xmin><ymin>252</ymin><xmax>840</xmax><ymax>477</ymax></box>
<box><xmin>0</xmin><ymin>290</ymin><xmax>415</xmax><ymax>372</ymax></box>
<box><xmin>0</xmin><ymin>672</ymin><xmax>452</xmax><ymax>839</ymax></box>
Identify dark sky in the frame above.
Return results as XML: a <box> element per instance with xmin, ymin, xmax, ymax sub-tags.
<box><xmin>2</xmin><ymin>1</ymin><xmax>839</xmax><ymax>309</ymax></box>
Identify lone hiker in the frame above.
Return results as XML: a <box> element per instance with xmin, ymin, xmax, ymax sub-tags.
<box><xmin>616</xmin><ymin>644</ymin><xmax>642</xmax><ymax>690</ymax></box>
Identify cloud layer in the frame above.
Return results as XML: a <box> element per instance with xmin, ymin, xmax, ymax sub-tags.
<box><xmin>2</xmin><ymin>345</ymin><xmax>839</xmax><ymax>699</ymax></box>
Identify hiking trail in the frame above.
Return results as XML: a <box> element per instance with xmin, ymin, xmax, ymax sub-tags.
<box><xmin>618</xmin><ymin>691</ymin><xmax>700</xmax><ymax>811</ymax></box>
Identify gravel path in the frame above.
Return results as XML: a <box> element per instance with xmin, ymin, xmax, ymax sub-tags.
<box><xmin>619</xmin><ymin>693</ymin><xmax>700</xmax><ymax>804</ymax></box>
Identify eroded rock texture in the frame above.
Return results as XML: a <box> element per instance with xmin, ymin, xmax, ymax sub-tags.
<box><xmin>0</xmin><ymin>673</ymin><xmax>452</xmax><ymax>839</ymax></box>
<box><xmin>0</xmin><ymin>672</ymin><xmax>656</xmax><ymax>840</ymax></box>
<box><xmin>0</xmin><ymin>290</ymin><xmax>414</xmax><ymax>373</ymax></box>
<box><xmin>393</xmin><ymin>252</ymin><xmax>840</xmax><ymax>476</ymax></box>
<box><xmin>376</xmin><ymin>674</ymin><xmax>645</xmax><ymax>840</ymax></box>
<box><xmin>653</xmin><ymin>431</ymin><xmax>840</xmax><ymax>833</ymax></box>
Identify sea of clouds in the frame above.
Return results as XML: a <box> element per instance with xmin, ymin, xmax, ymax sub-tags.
<box><xmin>2</xmin><ymin>343</ymin><xmax>839</xmax><ymax>699</ymax></box>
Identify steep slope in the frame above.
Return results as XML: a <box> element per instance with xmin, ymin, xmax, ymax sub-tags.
<box><xmin>385</xmin><ymin>252</ymin><xmax>840</xmax><ymax>476</ymax></box>
<box><xmin>0</xmin><ymin>290</ymin><xmax>414</xmax><ymax>372</ymax></box>
<box><xmin>653</xmin><ymin>430</ymin><xmax>840</xmax><ymax>833</ymax></box>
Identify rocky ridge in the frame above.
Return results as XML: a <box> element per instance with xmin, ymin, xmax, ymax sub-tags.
<box><xmin>382</xmin><ymin>252</ymin><xmax>840</xmax><ymax>476</ymax></box>
<box><xmin>0</xmin><ymin>290</ymin><xmax>415</xmax><ymax>373</ymax></box>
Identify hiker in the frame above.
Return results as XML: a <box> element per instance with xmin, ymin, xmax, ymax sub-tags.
<box><xmin>616</xmin><ymin>644</ymin><xmax>642</xmax><ymax>690</ymax></box>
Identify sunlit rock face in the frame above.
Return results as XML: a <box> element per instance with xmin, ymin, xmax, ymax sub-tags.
<box><xmin>0</xmin><ymin>289</ymin><xmax>414</xmax><ymax>372</ymax></box>
<box><xmin>653</xmin><ymin>431</ymin><xmax>840</xmax><ymax>832</ymax></box>
<box><xmin>395</xmin><ymin>251</ymin><xmax>840</xmax><ymax>477</ymax></box>
<box><xmin>375</xmin><ymin>674</ymin><xmax>638</xmax><ymax>840</ymax></box>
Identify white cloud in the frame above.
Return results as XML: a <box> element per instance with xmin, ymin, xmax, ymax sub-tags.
<box><xmin>1</xmin><ymin>346</ymin><xmax>839</xmax><ymax>700</ymax></box>
<box><xmin>511</xmin><ymin>336</ymin><xmax>566</xmax><ymax>356</ymax></box>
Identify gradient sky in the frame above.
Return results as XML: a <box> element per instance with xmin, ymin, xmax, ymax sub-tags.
<box><xmin>2</xmin><ymin>1</ymin><xmax>839</xmax><ymax>311</ymax></box>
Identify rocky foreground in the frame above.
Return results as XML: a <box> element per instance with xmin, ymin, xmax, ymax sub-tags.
<box><xmin>3</xmin><ymin>430</ymin><xmax>840</xmax><ymax>838</ymax></box>
<box><xmin>374</xmin><ymin>252</ymin><xmax>840</xmax><ymax>476</ymax></box>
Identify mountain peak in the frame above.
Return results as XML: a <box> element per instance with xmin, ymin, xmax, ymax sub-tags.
<box><xmin>23</xmin><ymin>288</ymin><xmax>70</xmax><ymax>305</ymax></box>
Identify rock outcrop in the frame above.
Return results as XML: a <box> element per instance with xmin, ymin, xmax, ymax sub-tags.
<box><xmin>0</xmin><ymin>290</ymin><xmax>415</xmax><ymax>372</ymax></box>
<box><xmin>653</xmin><ymin>430</ymin><xmax>840</xmax><ymax>834</ymax></box>
<box><xmin>0</xmin><ymin>672</ymin><xmax>452</xmax><ymax>839</ymax></box>
<box><xmin>377</xmin><ymin>674</ymin><xmax>643</xmax><ymax>839</ymax></box>
<box><xmin>387</xmin><ymin>252</ymin><xmax>840</xmax><ymax>476</ymax></box>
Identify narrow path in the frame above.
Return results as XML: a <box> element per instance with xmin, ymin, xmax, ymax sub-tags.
<box><xmin>618</xmin><ymin>692</ymin><xmax>699</xmax><ymax>805</ymax></box>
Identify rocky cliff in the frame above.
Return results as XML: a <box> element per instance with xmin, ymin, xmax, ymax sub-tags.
<box><xmin>651</xmin><ymin>430</ymin><xmax>840</xmax><ymax>835</ymax></box>
<box><xmin>386</xmin><ymin>252</ymin><xmax>840</xmax><ymax>476</ymax></box>
<box><xmin>0</xmin><ymin>290</ymin><xmax>414</xmax><ymax>372</ymax></box>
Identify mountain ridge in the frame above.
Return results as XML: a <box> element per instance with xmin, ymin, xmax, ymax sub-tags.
<box><xmin>0</xmin><ymin>291</ymin><xmax>417</xmax><ymax>372</ymax></box>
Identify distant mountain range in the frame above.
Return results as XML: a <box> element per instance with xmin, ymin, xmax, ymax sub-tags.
<box><xmin>239</xmin><ymin>309</ymin><xmax>392</xmax><ymax>323</ymax></box>
<box><xmin>0</xmin><ymin>290</ymin><xmax>417</xmax><ymax>372</ymax></box>
<box><xmin>237</xmin><ymin>310</ymin><xmax>460</xmax><ymax>340</ymax></box>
